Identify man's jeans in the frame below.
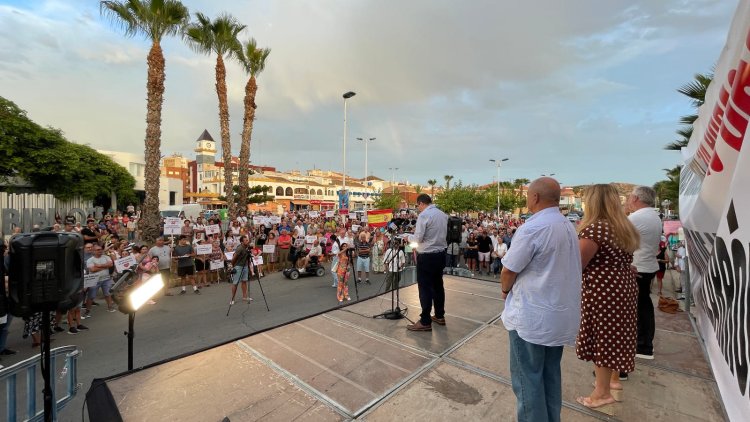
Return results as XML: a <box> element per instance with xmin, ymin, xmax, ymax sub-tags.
<box><xmin>508</xmin><ymin>330</ymin><xmax>563</xmax><ymax>422</ymax></box>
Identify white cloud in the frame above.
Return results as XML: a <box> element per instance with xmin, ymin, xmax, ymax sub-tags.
<box><xmin>0</xmin><ymin>0</ymin><xmax>739</xmax><ymax>186</ymax></box>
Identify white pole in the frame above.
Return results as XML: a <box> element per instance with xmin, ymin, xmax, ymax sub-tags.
<box><xmin>343</xmin><ymin>99</ymin><xmax>348</xmax><ymax>196</ymax></box>
<box><xmin>364</xmin><ymin>139</ymin><xmax>368</xmax><ymax>210</ymax></box>
<box><xmin>496</xmin><ymin>164</ymin><xmax>500</xmax><ymax>216</ymax></box>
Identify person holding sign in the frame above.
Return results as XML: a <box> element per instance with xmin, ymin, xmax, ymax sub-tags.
<box><xmin>229</xmin><ymin>236</ymin><xmax>252</xmax><ymax>304</ymax></box>
<box><xmin>173</xmin><ymin>236</ymin><xmax>200</xmax><ymax>295</ymax></box>
<box><xmin>86</xmin><ymin>244</ymin><xmax>117</xmax><ymax>314</ymax></box>
<box><xmin>263</xmin><ymin>234</ymin><xmax>277</xmax><ymax>272</ymax></box>
<box><xmin>194</xmin><ymin>238</ymin><xmax>210</xmax><ymax>289</ymax></box>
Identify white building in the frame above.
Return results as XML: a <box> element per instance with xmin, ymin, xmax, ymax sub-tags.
<box><xmin>98</xmin><ymin>149</ymin><xmax>183</xmax><ymax>209</ymax></box>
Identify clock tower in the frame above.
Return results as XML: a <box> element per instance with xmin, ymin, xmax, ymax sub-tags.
<box><xmin>194</xmin><ymin>129</ymin><xmax>216</xmax><ymax>165</ymax></box>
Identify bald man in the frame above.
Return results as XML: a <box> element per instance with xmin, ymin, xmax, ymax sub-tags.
<box><xmin>500</xmin><ymin>177</ymin><xmax>582</xmax><ymax>422</ymax></box>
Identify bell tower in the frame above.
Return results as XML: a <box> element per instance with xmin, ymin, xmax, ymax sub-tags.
<box><xmin>195</xmin><ymin>129</ymin><xmax>216</xmax><ymax>165</ymax></box>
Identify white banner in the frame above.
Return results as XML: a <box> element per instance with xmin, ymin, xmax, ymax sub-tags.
<box><xmin>164</xmin><ymin>226</ymin><xmax>181</xmax><ymax>235</ymax></box>
<box><xmin>679</xmin><ymin>1</ymin><xmax>750</xmax><ymax>418</ymax></box>
<box><xmin>114</xmin><ymin>255</ymin><xmax>137</xmax><ymax>273</ymax></box>
<box><xmin>252</xmin><ymin>216</ymin><xmax>266</xmax><ymax>225</ymax></box>
<box><xmin>305</xmin><ymin>235</ymin><xmax>317</xmax><ymax>244</ymax></box>
<box><xmin>309</xmin><ymin>211</ymin><xmax>319</xmax><ymax>218</ymax></box>
<box><xmin>262</xmin><ymin>244</ymin><xmax>276</xmax><ymax>254</ymax></box>
<box><xmin>325</xmin><ymin>210</ymin><xmax>335</xmax><ymax>218</ymax></box>
<box><xmin>209</xmin><ymin>260</ymin><xmax>224</xmax><ymax>271</ymax></box>
<box><xmin>83</xmin><ymin>273</ymin><xmax>99</xmax><ymax>289</ymax></box>
<box><xmin>252</xmin><ymin>255</ymin><xmax>264</xmax><ymax>266</ymax></box>
<box><xmin>269</xmin><ymin>216</ymin><xmax>281</xmax><ymax>224</ymax></box>
<box><xmin>224</xmin><ymin>251</ymin><xmax>234</xmax><ymax>261</ymax></box>
<box><xmin>352</xmin><ymin>224</ymin><xmax>360</xmax><ymax>232</ymax></box>
<box><xmin>196</xmin><ymin>244</ymin><xmax>212</xmax><ymax>255</ymax></box>
<box><xmin>164</xmin><ymin>217</ymin><xmax>181</xmax><ymax>226</ymax></box>
<box><xmin>205</xmin><ymin>224</ymin><xmax>221</xmax><ymax>235</ymax></box>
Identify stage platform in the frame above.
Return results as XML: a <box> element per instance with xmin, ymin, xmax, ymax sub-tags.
<box><xmin>103</xmin><ymin>276</ymin><xmax>726</xmax><ymax>421</ymax></box>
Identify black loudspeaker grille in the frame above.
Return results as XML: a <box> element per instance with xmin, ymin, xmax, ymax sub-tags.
<box><xmin>447</xmin><ymin>217</ymin><xmax>462</xmax><ymax>244</ymax></box>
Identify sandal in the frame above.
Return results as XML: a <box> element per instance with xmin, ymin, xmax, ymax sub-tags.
<box><xmin>576</xmin><ymin>395</ymin><xmax>617</xmax><ymax>409</ymax></box>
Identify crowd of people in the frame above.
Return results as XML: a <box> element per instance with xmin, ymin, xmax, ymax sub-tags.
<box><xmin>1</xmin><ymin>182</ymin><xmax>687</xmax><ymax>412</ymax></box>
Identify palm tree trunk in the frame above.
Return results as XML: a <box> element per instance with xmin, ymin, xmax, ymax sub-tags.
<box><xmin>215</xmin><ymin>55</ymin><xmax>234</xmax><ymax>219</ymax></box>
<box><xmin>141</xmin><ymin>41</ymin><xmax>165</xmax><ymax>243</ymax></box>
<box><xmin>238</xmin><ymin>75</ymin><xmax>257</xmax><ymax>211</ymax></box>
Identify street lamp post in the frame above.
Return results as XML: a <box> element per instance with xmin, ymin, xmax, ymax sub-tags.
<box><xmin>389</xmin><ymin>167</ymin><xmax>399</xmax><ymax>188</ymax></box>
<box><xmin>357</xmin><ymin>137</ymin><xmax>376</xmax><ymax>209</ymax></box>
<box><xmin>489</xmin><ymin>158</ymin><xmax>509</xmax><ymax>216</ymax></box>
<box><xmin>342</xmin><ymin>91</ymin><xmax>356</xmax><ymax>211</ymax></box>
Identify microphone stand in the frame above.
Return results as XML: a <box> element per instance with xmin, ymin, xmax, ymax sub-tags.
<box><xmin>374</xmin><ymin>237</ymin><xmax>405</xmax><ymax>319</ymax></box>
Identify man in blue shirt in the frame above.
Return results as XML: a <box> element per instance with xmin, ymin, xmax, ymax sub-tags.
<box><xmin>407</xmin><ymin>194</ymin><xmax>448</xmax><ymax>331</ymax></box>
<box><xmin>500</xmin><ymin>177</ymin><xmax>582</xmax><ymax>422</ymax></box>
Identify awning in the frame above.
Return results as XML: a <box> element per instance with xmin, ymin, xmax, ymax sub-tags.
<box><xmin>291</xmin><ymin>200</ymin><xmax>310</xmax><ymax>205</ymax></box>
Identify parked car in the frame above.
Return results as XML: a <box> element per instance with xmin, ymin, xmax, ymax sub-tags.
<box><xmin>567</xmin><ymin>214</ymin><xmax>581</xmax><ymax>224</ymax></box>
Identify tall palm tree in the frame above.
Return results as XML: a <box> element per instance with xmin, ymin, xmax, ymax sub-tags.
<box><xmin>427</xmin><ymin>179</ymin><xmax>437</xmax><ymax>195</ymax></box>
<box><xmin>236</xmin><ymin>38</ymin><xmax>270</xmax><ymax>210</ymax></box>
<box><xmin>185</xmin><ymin>13</ymin><xmax>245</xmax><ymax>218</ymax></box>
<box><xmin>666</xmin><ymin>71</ymin><xmax>713</xmax><ymax>150</ymax></box>
<box><xmin>444</xmin><ymin>174</ymin><xmax>454</xmax><ymax>190</ymax></box>
<box><xmin>100</xmin><ymin>0</ymin><xmax>189</xmax><ymax>243</ymax></box>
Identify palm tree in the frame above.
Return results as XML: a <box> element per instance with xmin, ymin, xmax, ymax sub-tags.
<box><xmin>185</xmin><ymin>13</ymin><xmax>245</xmax><ymax>218</ymax></box>
<box><xmin>414</xmin><ymin>184</ymin><xmax>423</xmax><ymax>194</ymax></box>
<box><xmin>427</xmin><ymin>179</ymin><xmax>437</xmax><ymax>195</ymax></box>
<box><xmin>236</xmin><ymin>38</ymin><xmax>270</xmax><ymax>210</ymax></box>
<box><xmin>100</xmin><ymin>0</ymin><xmax>189</xmax><ymax>243</ymax></box>
<box><xmin>666</xmin><ymin>71</ymin><xmax>713</xmax><ymax>150</ymax></box>
<box><xmin>444</xmin><ymin>174</ymin><xmax>454</xmax><ymax>190</ymax></box>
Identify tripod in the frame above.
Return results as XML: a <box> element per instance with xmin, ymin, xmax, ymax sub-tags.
<box><xmin>374</xmin><ymin>239</ymin><xmax>406</xmax><ymax>319</ymax></box>
<box><xmin>347</xmin><ymin>248</ymin><xmax>360</xmax><ymax>301</ymax></box>
<box><xmin>226</xmin><ymin>252</ymin><xmax>270</xmax><ymax>316</ymax></box>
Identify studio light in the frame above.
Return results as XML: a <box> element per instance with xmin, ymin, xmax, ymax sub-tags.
<box><xmin>128</xmin><ymin>275</ymin><xmax>164</xmax><ymax>311</ymax></box>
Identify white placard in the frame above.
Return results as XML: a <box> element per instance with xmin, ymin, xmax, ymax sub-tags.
<box><xmin>325</xmin><ymin>210</ymin><xmax>334</xmax><ymax>218</ymax></box>
<box><xmin>252</xmin><ymin>255</ymin><xmax>264</xmax><ymax>266</ymax></box>
<box><xmin>84</xmin><ymin>273</ymin><xmax>99</xmax><ymax>289</ymax></box>
<box><xmin>163</xmin><ymin>226</ymin><xmax>181</xmax><ymax>235</ymax></box>
<box><xmin>224</xmin><ymin>251</ymin><xmax>235</xmax><ymax>261</ymax></box>
<box><xmin>114</xmin><ymin>255</ymin><xmax>137</xmax><ymax>273</ymax></box>
<box><xmin>196</xmin><ymin>244</ymin><xmax>212</xmax><ymax>255</ymax></box>
<box><xmin>209</xmin><ymin>260</ymin><xmax>224</xmax><ymax>271</ymax></box>
<box><xmin>269</xmin><ymin>216</ymin><xmax>281</xmax><ymax>224</ymax></box>
<box><xmin>352</xmin><ymin>224</ymin><xmax>360</xmax><ymax>232</ymax></box>
<box><xmin>305</xmin><ymin>235</ymin><xmax>317</xmax><ymax>244</ymax></box>
<box><xmin>294</xmin><ymin>238</ymin><xmax>305</xmax><ymax>247</ymax></box>
<box><xmin>308</xmin><ymin>211</ymin><xmax>319</xmax><ymax>218</ymax></box>
<box><xmin>165</xmin><ymin>217</ymin><xmax>181</xmax><ymax>226</ymax></box>
<box><xmin>205</xmin><ymin>224</ymin><xmax>221</xmax><ymax>235</ymax></box>
<box><xmin>262</xmin><ymin>244</ymin><xmax>276</xmax><ymax>254</ymax></box>
<box><xmin>252</xmin><ymin>216</ymin><xmax>264</xmax><ymax>225</ymax></box>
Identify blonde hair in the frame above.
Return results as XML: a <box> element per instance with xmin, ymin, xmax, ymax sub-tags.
<box><xmin>579</xmin><ymin>184</ymin><xmax>640</xmax><ymax>253</ymax></box>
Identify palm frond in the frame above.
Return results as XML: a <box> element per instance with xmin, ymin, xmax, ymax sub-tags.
<box><xmin>664</xmin><ymin>140</ymin><xmax>689</xmax><ymax>151</ymax></box>
<box><xmin>678</xmin><ymin>114</ymin><xmax>698</xmax><ymax>125</ymax></box>
<box><xmin>100</xmin><ymin>0</ymin><xmax>189</xmax><ymax>43</ymax></box>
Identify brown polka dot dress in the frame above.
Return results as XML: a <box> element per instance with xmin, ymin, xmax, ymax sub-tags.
<box><xmin>576</xmin><ymin>220</ymin><xmax>638</xmax><ymax>372</ymax></box>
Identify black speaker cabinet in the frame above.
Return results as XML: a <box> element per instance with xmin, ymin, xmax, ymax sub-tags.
<box><xmin>8</xmin><ymin>232</ymin><xmax>84</xmax><ymax>317</ymax></box>
<box><xmin>447</xmin><ymin>217</ymin><xmax>463</xmax><ymax>244</ymax></box>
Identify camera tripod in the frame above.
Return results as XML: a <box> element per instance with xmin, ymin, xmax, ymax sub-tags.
<box><xmin>226</xmin><ymin>251</ymin><xmax>270</xmax><ymax>316</ymax></box>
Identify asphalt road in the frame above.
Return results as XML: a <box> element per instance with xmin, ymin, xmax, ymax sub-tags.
<box><xmin>1</xmin><ymin>262</ymin><xmax>416</xmax><ymax>421</ymax></box>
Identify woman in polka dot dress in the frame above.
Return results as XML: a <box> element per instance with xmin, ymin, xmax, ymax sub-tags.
<box><xmin>575</xmin><ymin>184</ymin><xmax>641</xmax><ymax>410</ymax></box>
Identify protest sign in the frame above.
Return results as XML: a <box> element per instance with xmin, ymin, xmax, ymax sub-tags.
<box><xmin>196</xmin><ymin>244</ymin><xmax>212</xmax><ymax>255</ymax></box>
<box><xmin>114</xmin><ymin>255</ymin><xmax>137</xmax><ymax>273</ymax></box>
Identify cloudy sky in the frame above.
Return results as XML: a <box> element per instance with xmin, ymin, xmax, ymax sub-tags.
<box><xmin>0</xmin><ymin>0</ymin><xmax>738</xmax><ymax>187</ymax></box>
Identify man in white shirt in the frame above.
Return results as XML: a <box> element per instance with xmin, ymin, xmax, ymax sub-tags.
<box><xmin>500</xmin><ymin>177</ymin><xmax>581</xmax><ymax>422</ymax></box>
<box><xmin>626</xmin><ymin>186</ymin><xmax>662</xmax><ymax>360</ymax></box>
<box><xmin>383</xmin><ymin>241</ymin><xmax>406</xmax><ymax>291</ymax></box>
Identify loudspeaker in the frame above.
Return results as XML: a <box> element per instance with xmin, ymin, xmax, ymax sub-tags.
<box><xmin>8</xmin><ymin>232</ymin><xmax>84</xmax><ymax>317</ymax></box>
<box><xmin>447</xmin><ymin>217</ymin><xmax>462</xmax><ymax>244</ymax></box>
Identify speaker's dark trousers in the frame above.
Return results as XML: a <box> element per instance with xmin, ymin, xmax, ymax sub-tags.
<box><xmin>416</xmin><ymin>251</ymin><xmax>446</xmax><ymax>326</ymax></box>
<box><xmin>636</xmin><ymin>272</ymin><xmax>657</xmax><ymax>355</ymax></box>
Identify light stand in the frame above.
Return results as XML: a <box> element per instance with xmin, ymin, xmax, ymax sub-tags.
<box><xmin>348</xmin><ymin>248</ymin><xmax>360</xmax><ymax>301</ymax></box>
<box><xmin>41</xmin><ymin>311</ymin><xmax>53</xmax><ymax>422</ymax></box>
<box><xmin>111</xmin><ymin>271</ymin><xmax>164</xmax><ymax>370</ymax></box>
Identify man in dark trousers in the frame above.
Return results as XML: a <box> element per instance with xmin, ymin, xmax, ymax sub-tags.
<box><xmin>407</xmin><ymin>194</ymin><xmax>448</xmax><ymax>332</ymax></box>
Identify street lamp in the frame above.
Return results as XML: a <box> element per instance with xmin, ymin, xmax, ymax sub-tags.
<box><xmin>357</xmin><ymin>137</ymin><xmax>376</xmax><ymax>209</ymax></box>
<box><xmin>389</xmin><ymin>167</ymin><xmax>399</xmax><ymax>188</ymax></box>
<box><xmin>341</xmin><ymin>91</ymin><xmax>356</xmax><ymax>212</ymax></box>
<box><xmin>489</xmin><ymin>158</ymin><xmax>509</xmax><ymax>216</ymax></box>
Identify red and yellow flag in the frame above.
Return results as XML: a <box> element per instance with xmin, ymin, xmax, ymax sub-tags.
<box><xmin>367</xmin><ymin>209</ymin><xmax>393</xmax><ymax>228</ymax></box>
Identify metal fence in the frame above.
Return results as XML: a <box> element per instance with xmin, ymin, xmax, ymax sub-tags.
<box><xmin>0</xmin><ymin>345</ymin><xmax>82</xmax><ymax>422</ymax></box>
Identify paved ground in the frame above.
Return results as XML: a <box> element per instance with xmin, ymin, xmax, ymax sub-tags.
<box><xmin>1</xmin><ymin>262</ymin><xmax>412</xmax><ymax>422</ymax></box>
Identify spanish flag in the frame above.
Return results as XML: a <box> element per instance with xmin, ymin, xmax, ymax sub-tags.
<box><xmin>367</xmin><ymin>209</ymin><xmax>393</xmax><ymax>228</ymax></box>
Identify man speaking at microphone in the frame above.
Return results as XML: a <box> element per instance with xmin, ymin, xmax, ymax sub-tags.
<box><xmin>407</xmin><ymin>194</ymin><xmax>448</xmax><ymax>332</ymax></box>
